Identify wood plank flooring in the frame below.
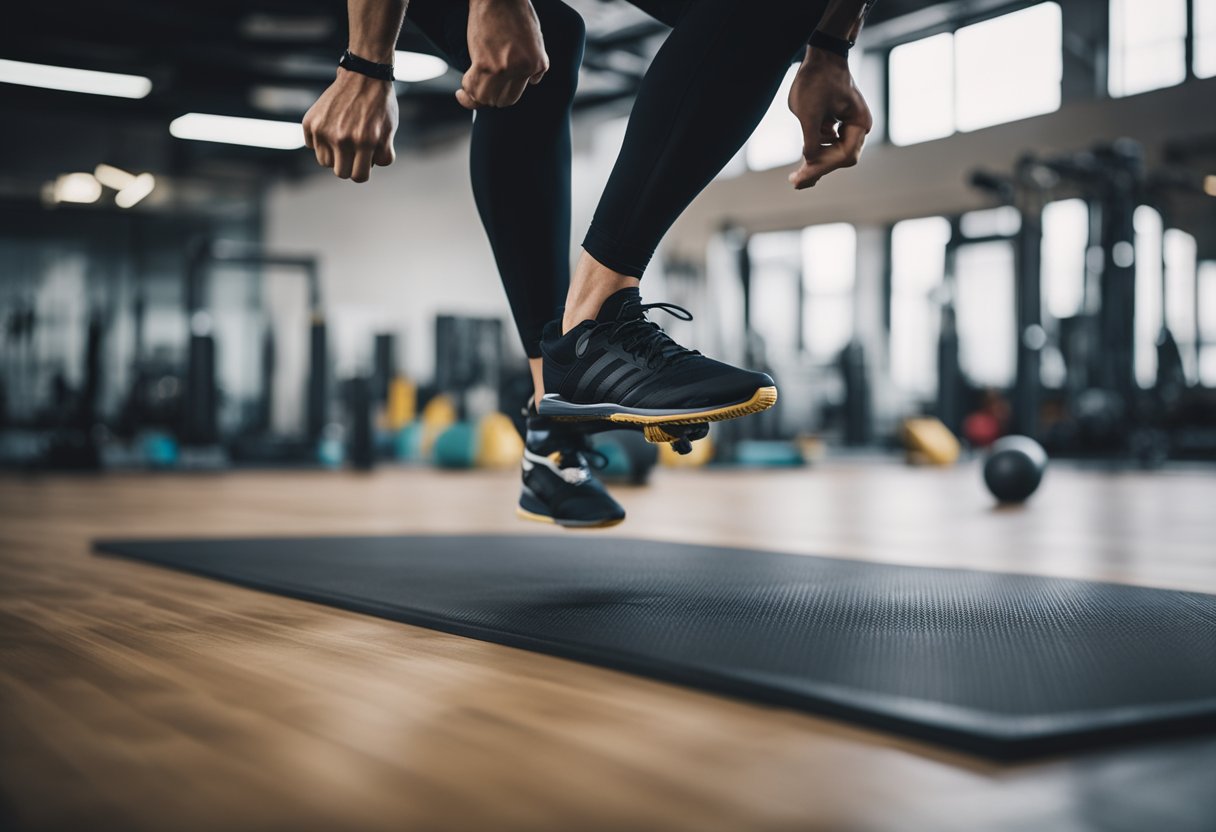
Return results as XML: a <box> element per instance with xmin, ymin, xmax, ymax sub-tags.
<box><xmin>1</xmin><ymin>461</ymin><xmax>1214</xmax><ymax>831</ymax></box>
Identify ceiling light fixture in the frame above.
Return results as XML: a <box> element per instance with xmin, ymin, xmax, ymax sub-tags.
<box><xmin>94</xmin><ymin>163</ymin><xmax>137</xmax><ymax>191</ymax></box>
<box><xmin>115</xmin><ymin>173</ymin><xmax>156</xmax><ymax>208</ymax></box>
<box><xmin>52</xmin><ymin>172</ymin><xmax>102</xmax><ymax>204</ymax></box>
<box><xmin>393</xmin><ymin>51</ymin><xmax>448</xmax><ymax>82</ymax></box>
<box><xmin>0</xmin><ymin>58</ymin><xmax>152</xmax><ymax>99</ymax></box>
<box><xmin>168</xmin><ymin>113</ymin><xmax>306</xmax><ymax>149</ymax></box>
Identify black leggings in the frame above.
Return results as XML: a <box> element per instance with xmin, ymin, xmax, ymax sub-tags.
<box><xmin>406</xmin><ymin>0</ymin><xmax>826</xmax><ymax>356</ymax></box>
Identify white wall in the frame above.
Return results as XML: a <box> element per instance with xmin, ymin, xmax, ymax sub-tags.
<box><xmin>265</xmin><ymin>134</ymin><xmax>505</xmax><ymax>384</ymax></box>
<box><xmin>263</xmin><ymin>108</ymin><xmax>632</xmax><ymax>387</ymax></box>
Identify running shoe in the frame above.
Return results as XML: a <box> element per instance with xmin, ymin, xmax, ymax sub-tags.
<box><xmin>539</xmin><ymin>287</ymin><xmax>776</xmax><ymax>442</ymax></box>
<box><xmin>517</xmin><ymin>412</ymin><xmax>625</xmax><ymax>528</ymax></box>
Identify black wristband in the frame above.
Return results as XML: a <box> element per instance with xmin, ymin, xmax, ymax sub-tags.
<box><xmin>338</xmin><ymin>49</ymin><xmax>395</xmax><ymax>82</ymax></box>
<box><xmin>808</xmin><ymin>30</ymin><xmax>854</xmax><ymax>59</ymax></box>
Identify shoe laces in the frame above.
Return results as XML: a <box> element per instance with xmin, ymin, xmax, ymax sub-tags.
<box><xmin>607</xmin><ymin>300</ymin><xmax>700</xmax><ymax>369</ymax></box>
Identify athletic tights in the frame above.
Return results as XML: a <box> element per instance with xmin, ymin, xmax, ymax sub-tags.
<box><xmin>405</xmin><ymin>0</ymin><xmax>828</xmax><ymax>356</ymax></box>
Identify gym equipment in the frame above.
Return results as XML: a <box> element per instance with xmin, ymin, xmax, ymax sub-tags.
<box><xmin>95</xmin><ymin>534</ymin><xmax>1216</xmax><ymax>760</ymax></box>
<box><xmin>969</xmin><ymin>139</ymin><xmax>1215</xmax><ymax>462</ymax></box>
<box><xmin>384</xmin><ymin>376</ymin><xmax>416</xmax><ymax>432</ymax></box>
<box><xmin>183</xmin><ymin>242</ymin><xmax>329</xmax><ymax>459</ymax></box>
<box><xmin>433</xmin><ymin>422</ymin><xmax>478</xmax><ymax>469</ymax></box>
<box><xmin>345</xmin><ymin>376</ymin><xmax>374</xmax><ymax>471</ymax></box>
<box><xmin>902</xmin><ymin>417</ymin><xmax>961</xmax><ymax>466</ymax></box>
<box><xmin>476</xmin><ymin>412</ymin><xmax>524</xmax><ymax>468</ymax></box>
<box><xmin>418</xmin><ymin>394</ymin><xmax>458</xmax><ymax>456</ymax></box>
<box><xmin>983</xmin><ymin>435</ymin><xmax>1048</xmax><ymax>504</ymax></box>
<box><xmin>732</xmin><ymin>439</ymin><xmax>805</xmax><ymax>467</ymax></box>
<box><xmin>432</xmin><ymin>413</ymin><xmax>525</xmax><ymax>469</ymax></box>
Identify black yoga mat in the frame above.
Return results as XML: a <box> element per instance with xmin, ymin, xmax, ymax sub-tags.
<box><xmin>94</xmin><ymin>535</ymin><xmax>1216</xmax><ymax>758</ymax></box>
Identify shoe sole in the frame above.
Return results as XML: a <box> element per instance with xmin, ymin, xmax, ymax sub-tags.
<box><xmin>540</xmin><ymin>386</ymin><xmax>778</xmax><ymax>444</ymax></box>
<box><xmin>516</xmin><ymin>506</ymin><xmax>625</xmax><ymax>529</ymax></box>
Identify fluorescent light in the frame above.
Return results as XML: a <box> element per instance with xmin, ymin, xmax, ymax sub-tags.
<box><xmin>94</xmin><ymin>163</ymin><xmax>136</xmax><ymax>190</ymax></box>
<box><xmin>0</xmin><ymin>58</ymin><xmax>151</xmax><ymax>98</ymax></box>
<box><xmin>169</xmin><ymin>113</ymin><xmax>305</xmax><ymax>149</ymax></box>
<box><xmin>393</xmin><ymin>51</ymin><xmax>448</xmax><ymax>82</ymax></box>
<box><xmin>53</xmin><ymin>173</ymin><xmax>102</xmax><ymax>204</ymax></box>
<box><xmin>115</xmin><ymin>173</ymin><xmax>155</xmax><ymax>208</ymax></box>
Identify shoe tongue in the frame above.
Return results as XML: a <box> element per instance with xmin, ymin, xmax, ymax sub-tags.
<box><xmin>595</xmin><ymin>287</ymin><xmax>643</xmax><ymax>324</ymax></box>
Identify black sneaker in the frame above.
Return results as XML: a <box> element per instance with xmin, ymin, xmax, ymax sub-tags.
<box><xmin>518</xmin><ymin>414</ymin><xmax>625</xmax><ymax>529</ymax></box>
<box><xmin>538</xmin><ymin>288</ymin><xmax>776</xmax><ymax>442</ymax></box>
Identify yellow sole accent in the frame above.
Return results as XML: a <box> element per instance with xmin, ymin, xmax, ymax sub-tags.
<box><xmin>609</xmin><ymin>386</ymin><xmax>778</xmax><ymax>443</ymax></box>
<box><xmin>515</xmin><ymin>507</ymin><xmax>625</xmax><ymax>529</ymax></box>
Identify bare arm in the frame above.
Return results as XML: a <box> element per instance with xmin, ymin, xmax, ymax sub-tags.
<box><xmin>302</xmin><ymin>0</ymin><xmax>405</xmax><ymax>183</ymax></box>
<box><xmin>302</xmin><ymin>0</ymin><xmax>550</xmax><ymax>183</ymax></box>
<box><xmin>786</xmin><ymin>0</ymin><xmax>877</xmax><ymax>190</ymax></box>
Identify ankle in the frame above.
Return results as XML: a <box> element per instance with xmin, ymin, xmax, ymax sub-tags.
<box><xmin>562</xmin><ymin>253</ymin><xmax>640</xmax><ymax>333</ymax></box>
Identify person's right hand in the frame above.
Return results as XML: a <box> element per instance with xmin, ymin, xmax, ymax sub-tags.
<box><xmin>303</xmin><ymin>69</ymin><xmax>398</xmax><ymax>184</ymax></box>
<box><xmin>457</xmin><ymin>0</ymin><xmax>549</xmax><ymax>109</ymax></box>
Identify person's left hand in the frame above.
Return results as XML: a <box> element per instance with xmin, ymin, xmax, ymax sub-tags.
<box><xmin>787</xmin><ymin>48</ymin><xmax>872</xmax><ymax>189</ymax></box>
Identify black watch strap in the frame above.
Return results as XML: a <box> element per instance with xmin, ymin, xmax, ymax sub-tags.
<box><xmin>808</xmin><ymin>29</ymin><xmax>854</xmax><ymax>58</ymax></box>
<box><xmin>339</xmin><ymin>49</ymin><xmax>395</xmax><ymax>82</ymax></box>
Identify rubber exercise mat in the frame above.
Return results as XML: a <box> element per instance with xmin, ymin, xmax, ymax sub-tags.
<box><xmin>94</xmin><ymin>535</ymin><xmax>1216</xmax><ymax>758</ymax></box>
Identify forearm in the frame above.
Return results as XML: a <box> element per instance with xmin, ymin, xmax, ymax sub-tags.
<box><xmin>814</xmin><ymin>0</ymin><xmax>875</xmax><ymax>43</ymax></box>
<box><xmin>347</xmin><ymin>0</ymin><xmax>408</xmax><ymax>63</ymax></box>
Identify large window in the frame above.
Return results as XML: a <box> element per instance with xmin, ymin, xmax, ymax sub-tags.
<box><xmin>1164</xmin><ymin>228</ymin><xmax>1197</xmax><ymax>382</ymax></box>
<box><xmin>1041</xmin><ymin>199</ymin><xmax>1089</xmax><ymax>320</ymax></box>
<box><xmin>954</xmin><ymin>3</ymin><xmax>1063</xmax><ymax>132</ymax></box>
<box><xmin>802</xmin><ymin>223</ymin><xmax>856</xmax><ymax>359</ymax></box>
<box><xmin>889</xmin><ymin>3</ymin><xmax>1062</xmax><ymax>146</ymax></box>
<box><xmin>888</xmin><ymin>33</ymin><xmax>954</xmax><ymax>146</ymax></box>
<box><xmin>1109</xmin><ymin>0</ymin><xmax>1188</xmax><ymax>97</ymax></box>
<box><xmin>890</xmin><ymin>216</ymin><xmax>951</xmax><ymax>394</ymax></box>
<box><xmin>748</xmin><ymin>224</ymin><xmax>857</xmax><ymax>361</ymax></box>
<box><xmin>748</xmin><ymin>230</ymin><xmax>803</xmax><ymax>356</ymax></box>
<box><xmin>1197</xmin><ymin>0</ymin><xmax>1216</xmax><ymax>79</ymax></box>
<box><xmin>1199</xmin><ymin>261</ymin><xmax>1216</xmax><ymax>385</ymax></box>
<box><xmin>745</xmin><ymin>65</ymin><xmax>803</xmax><ymax>172</ymax></box>
<box><xmin>1133</xmin><ymin>205</ymin><xmax>1164</xmax><ymax>388</ymax></box>
<box><xmin>954</xmin><ymin>241</ymin><xmax>1017</xmax><ymax>387</ymax></box>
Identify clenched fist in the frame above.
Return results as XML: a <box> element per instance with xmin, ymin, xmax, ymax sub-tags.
<box><xmin>456</xmin><ymin>0</ymin><xmax>549</xmax><ymax>110</ymax></box>
<box><xmin>303</xmin><ymin>69</ymin><xmax>398</xmax><ymax>183</ymax></box>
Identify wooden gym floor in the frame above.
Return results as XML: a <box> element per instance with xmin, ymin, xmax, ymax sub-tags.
<box><xmin>1</xmin><ymin>461</ymin><xmax>1214</xmax><ymax>831</ymax></box>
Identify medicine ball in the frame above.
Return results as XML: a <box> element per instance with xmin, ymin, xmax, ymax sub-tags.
<box><xmin>983</xmin><ymin>435</ymin><xmax>1047</xmax><ymax>503</ymax></box>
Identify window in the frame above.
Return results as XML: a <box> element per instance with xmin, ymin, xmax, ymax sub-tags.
<box><xmin>889</xmin><ymin>33</ymin><xmax>954</xmax><ymax>146</ymax></box>
<box><xmin>748</xmin><ymin>225</ymin><xmax>857</xmax><ymax>360</ymax></box>
<box><xmin>960</xmin><ymin>205</ymin><xmax>1021</xmax><ymax>238</ymax></box>
<box><xmin>954</xmin><ymin>241</ymin><xmax>1017</xmax><ymax>387</ymax></box>
<box><xmin>889</xmin><ymin>3</ymin><xmax>1061</xmax><ymax>146</ymax></box>
<box><xmin>1199</xmin><ymin>262</ymin><xmax>1216</xmax><ymax>385</ymax></box>
<box><xmin>1041</xmin><ymin>199</ymin><xmax>1089</xmax><ymax>320</ymax></box>
<box><xmin>954</xmin><ymin>3</ymin><xmax>1062</xmax><ymax>132</ymax></box>
<box><xmin>1164</xmin><ymin>229</ymin><xmax>1197</xmax><ymax>382</ymax></box>
<box><xmin>748</xmin><ymin>231</ymin><xmax>803</xmax><ymax>356</ymax></box>
<box><xmin>890</xmin><ymin>216</ymin><xmax>951</xmax><ymax>394</ymax></box>
<box><xmin>1196</xmin><ymin>0</ymin><xmax>1216</xmax><ymax>79</ymax></box>
<box><xmin>802</xmin><ymin>223</ymin><xmax>856</xmax><ymax>359</ymax></box>
<box><xmin>745</xmin><ymin>65</ymin><xmax>803</xmax><ymax>171</ymax></box>
<box><xmin>1133</xmin><ymin>205</ymin><xmax>1163</xmax><ymax>388</ymax></box>
<box><xmin>1109</xmin><ymin>0</ymin><xmax>1187</xmax><ymax>97</ymax></box>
